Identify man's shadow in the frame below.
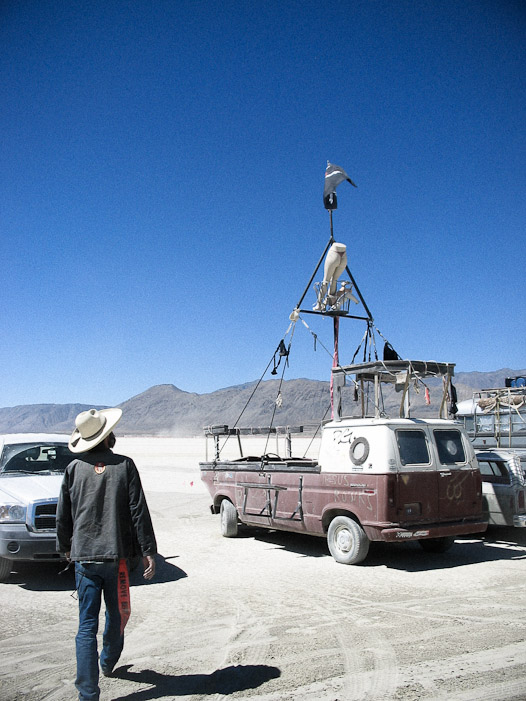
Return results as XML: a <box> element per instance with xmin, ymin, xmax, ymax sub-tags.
<box><xmin>110</xmin><ymin>663</ymin><xmax>281</xmax><ymax>699</ymax></box>
<box><xmin>11</xmin><ymin>554</ymin><xmax>186</xmax><ymax>591</ymax></box>
<box><xmin>129</xmin><ymin>555</ymin><xmax>187</xmax><ymax>586</ymax></box>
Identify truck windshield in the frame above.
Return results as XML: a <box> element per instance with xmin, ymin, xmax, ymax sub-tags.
<box><xmin>433</xmin><ymin>430</ymin><xmax>466</xmax><ymax>465</ymax></box>
<box><xmin>0</xmin><ymin>443</ymin><xmax>75</xmax><ymax>474</ymax></box>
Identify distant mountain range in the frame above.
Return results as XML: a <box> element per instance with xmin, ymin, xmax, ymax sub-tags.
<box><xmin>1</xmin><ymin>368</ymin><xmax>524</xmax><ymax>436</ymax></box>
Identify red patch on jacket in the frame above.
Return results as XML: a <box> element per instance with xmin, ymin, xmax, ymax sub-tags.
<box><xmin>94</xmin><ymin>463</ymin><xmax>106</xmax><ymax>474</ymax></box>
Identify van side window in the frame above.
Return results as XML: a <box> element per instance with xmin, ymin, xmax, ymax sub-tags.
<box><xmin>478</xmin><ymin>460</ymin><xmax>510</xmax><ymax>485</ymax></box>
<box><xmin>433</xmin><ymin>430</ymin><xmax>466</xmax><ymax>465</ymax></box>
<box><xmin>396</xmin><ymin>430</ymin><xmax>430</xmax><ymax>466</ymax></box>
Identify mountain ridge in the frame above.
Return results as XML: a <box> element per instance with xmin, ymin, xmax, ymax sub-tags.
<box><xmin>0</xmin><ymin>367</ymin><xmax>524</xmax><ymax>436</ymax></box>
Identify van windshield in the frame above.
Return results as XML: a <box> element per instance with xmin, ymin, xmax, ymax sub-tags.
<box><xmin>433</xmin><ymin>430</ymin><xmax>466</xmax><ymax>465</ymax></box>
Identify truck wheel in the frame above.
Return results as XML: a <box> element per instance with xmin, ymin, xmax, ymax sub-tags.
<box><xmin>419</xmin><ymin>536</ymin><xmax>455</xmax><ymax>553</ymax></box>
<box><xmin>0</xmin><ymin>557</ymin><xmax>12</xmax><ymax>582</ymax></box>
<box><xmin>220</xmin><ymin>500</ymin><xmax>238</xmax><ymax>538</ymax></box>
<box><xmin>327</xmin><ymin>516</ymin><xmax>369</xmax><ymax>565</ymax></box>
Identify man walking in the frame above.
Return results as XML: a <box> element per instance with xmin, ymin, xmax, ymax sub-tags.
<box><xmin>57</xmin><ymin>407</ymin><xmax>157</xmax><ymax>701</ymax></box>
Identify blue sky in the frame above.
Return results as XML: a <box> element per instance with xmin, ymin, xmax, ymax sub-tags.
<box><xmin>2</xmin><ymin>1</ymin><xmax>525</xmax><ymax>407</ymax></box>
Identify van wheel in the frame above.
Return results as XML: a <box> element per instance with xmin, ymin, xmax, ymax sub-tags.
<box><xmin>220</xmin><ymin>500</ymin><xmax>238</xmax><ymax>538</ymax></box>
<box><xmin>419</xmin><ymin>537</ymin><xmax>455</xmax><ymax>553</ymax></box>
<box><xmin>0</xmin><ymin>557</ymin><xmax>12</xmax><ymax>582</ymax></box>
<box><xmin>327</xmin><ymin>516</ymin><xmax>369</xmax><ymax>565</ymax></box>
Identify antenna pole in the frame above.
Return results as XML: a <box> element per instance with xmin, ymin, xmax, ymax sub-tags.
<box><xmin>329</xmin><ymin>208</ymin><xmax>338</xmax><ymax>418</ymax></box>
<box><xmin>331</xmin><ymin>315</ymin><xmax>339</xmax><ymax>418</ymax></box>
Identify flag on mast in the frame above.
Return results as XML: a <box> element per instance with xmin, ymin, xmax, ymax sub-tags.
<box><xmin>323</xmin><ymin>162</ymin><xmax>357</xmax><ymax>209</ymax></box>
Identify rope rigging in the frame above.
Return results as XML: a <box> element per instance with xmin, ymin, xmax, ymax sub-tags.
<box><xmin>215</xmin><ymin>321</ymin><xmax>297</xmax><ymax>459</ymax></box>
<box><xmin>205</xmin><ymin>165</ymin><xmax>464</xmax><ymax>465</ymax></box>
<box><xmin>216</xmin><ymin>306</ymin><xmax>403</xmax><ymax>460</ymax></box>
<box><xmin>215</xmin><ymin>219</ymin><xmax>411</xmax><ymax>457</ymax></box>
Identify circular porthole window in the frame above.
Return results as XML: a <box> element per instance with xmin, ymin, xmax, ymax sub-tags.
<box><xmin>350</xmin><ymin>437</ymin><xmax>369</xmax><ymax>465</ymax></box>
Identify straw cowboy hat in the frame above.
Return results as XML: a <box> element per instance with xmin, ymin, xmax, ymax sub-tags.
<box><xmin>69</xmin><ymin>407</ymin><xmax>123</xmax><ymax>453</ymax></box>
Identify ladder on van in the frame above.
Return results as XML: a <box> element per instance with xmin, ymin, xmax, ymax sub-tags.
<box><xmin>238</xmin><ymin>474</ymin><xmax>305</xmax><ymax>522</ymax></box>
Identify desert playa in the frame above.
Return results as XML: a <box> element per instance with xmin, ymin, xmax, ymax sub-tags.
<box><xmin>1</xmin><ymin>435</ymin><xmax>526</xmax><ymax>701</ymax></box>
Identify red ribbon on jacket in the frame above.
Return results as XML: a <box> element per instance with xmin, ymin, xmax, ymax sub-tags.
<box><xmin>118</xmin><ymin>558</ymin><xmax>131</xmax><ymax>635</ymax></box>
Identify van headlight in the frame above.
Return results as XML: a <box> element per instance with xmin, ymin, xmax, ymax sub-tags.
<box><xmin>0</xmin><ymin>504</ymin><xmax>26</xmax><ymax>522</ymax></box>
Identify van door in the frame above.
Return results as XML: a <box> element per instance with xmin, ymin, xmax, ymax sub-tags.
<box><xmin>433</xmin><ymin>429</ymin><xmax>477</xmax><ymax>521</ymax></box>
<box><xmin>395</xmin><ymin>429</ymin><xmax>439</xmax><ymax>523</ymax></box>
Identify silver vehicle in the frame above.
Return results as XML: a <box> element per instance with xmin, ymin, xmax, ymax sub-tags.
<box><xmin>476</xmin><ymin>449</ymin><xmax>526</xmax><ymax>527</ymax></box>
<box><xmin>455</xmin><ymin>379</ymin><xmax>526</xmax><ymax>452</ymax></box>
<box><xmin>0</xmin><ymin>434</ymin><xmax>74</xmax><ymax>582</ymax></box>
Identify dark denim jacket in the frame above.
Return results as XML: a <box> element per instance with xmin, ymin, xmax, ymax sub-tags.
<box><xmin>56</xmin><ymin>448</ymin><xmax>157</xmax><ymax>561</ymax></box>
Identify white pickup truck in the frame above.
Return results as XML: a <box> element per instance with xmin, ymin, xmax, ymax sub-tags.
<box><xmin>0</xmin><ymin>433</ymin><xmax>73</xmax><ymax>581</ymax></box>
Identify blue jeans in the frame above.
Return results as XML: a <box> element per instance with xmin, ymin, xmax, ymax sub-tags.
<box><xmin>75</xmin><ymin>561</ymin><xmax>125</xmax><ymax>701</ymax></box>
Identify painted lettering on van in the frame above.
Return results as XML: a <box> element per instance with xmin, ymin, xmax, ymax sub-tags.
<box><xmin>446</xmin><ymin>472</ymin><xmax>470</xmax><ymax>501</ymax></box>
<box><xmin>324</xmin><ymin>475</ymin><xmax>368</xmax><ymax>487</ymax></box>
<box><xmin>324</xmin><ymin>474</ymin><xmax>351</xmax><ymax>486</ymax></box>
<box><xmin>334</xmin><ymin>489</ymin><xmax>373</xmax><ymax>511</ymax></box>
<box><xmin>333</xmin><ymin>428</ymin><xmax>355</xmax><ymax>444</ymax></box>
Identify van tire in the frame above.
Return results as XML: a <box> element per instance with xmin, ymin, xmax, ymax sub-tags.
<box><xmin>0</xmin><ymin>557</ymin><xmax>12</xmax><ymax>582</ymax></box>
<box><xmin>327</xmin><ymin>516</ymin><xmax>370</xmax><ymax>565</ymax></box>
<box><xmin>419</xmin><ymin>536</ymin><xmax>455</xmax><ymax>553</ymax></box>
<box><xmin>220</xmin><ymin>500</ymin><xmax>238</xmax><ymax>538</ymax></box>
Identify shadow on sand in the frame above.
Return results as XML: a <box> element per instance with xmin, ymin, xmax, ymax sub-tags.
<box><xmin>249</xmin><ymin>525</ymin><xmax>526</xmax><ymax>572</ymax></box>
<box><xmin>129</xmin><ymin>555</ymin><xmax>187</xmax><ymax>586</ymax></box>
<box><xmin>6</xmin><ymin>554</ymin><xmax>186</xmax><ymax>591</ymax></box>
<box><xmin>110</xmin><ymin>663</ymin><xmax>281</xmax><ymax>700</ymax></box>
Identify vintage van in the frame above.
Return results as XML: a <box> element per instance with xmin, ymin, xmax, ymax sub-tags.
<box><xmin>200</xmin><ymin>361</ymin><xmax>487</xmax><ymax>565</ymax></box>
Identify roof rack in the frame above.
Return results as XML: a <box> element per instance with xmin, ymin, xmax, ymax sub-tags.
<box><xmin>202</xmin><ymin>424</ymin><xmax>320</xmax><ymax>461</ymax></box>
<box><xmin>331</xmin><ymin>359</ymin><xmax>455</xmax><ymax>419</ymax></box>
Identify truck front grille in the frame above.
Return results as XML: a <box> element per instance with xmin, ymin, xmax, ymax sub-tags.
<box><xmin>28</xmin><ymin>500</ymin><xmax>58</xmax><ymax>532</ymax></box>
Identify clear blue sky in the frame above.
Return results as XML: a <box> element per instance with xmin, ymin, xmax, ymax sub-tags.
<box><xmin>2</xmin><ymin>1</ymin><xmax>525</xmax><ymax>407</ymax></box>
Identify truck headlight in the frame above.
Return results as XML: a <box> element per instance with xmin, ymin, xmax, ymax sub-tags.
<box><xmin>0</xmin><ymin>504</ymin><xmax>27</xmax><ymax>522</ymax></box>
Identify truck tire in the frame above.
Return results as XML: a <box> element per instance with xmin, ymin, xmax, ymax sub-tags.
<box><xmin>327</xmin><ymin>516</ymin><xmax>370</xmax><ymax>565</ymax></box>
<box><xmin>220</xmin><ymin>500</ymin><xmax>238</xmax><ymax>538</ymax></box>
<box><xmin>419</xmin><ymin>536</ymin><xmax>455</xmax><ymax>553</ymax></box>
<box><xmin>0</xmin><ymin>557</ymin><xmax>12</xmax><ymax>582</ymax></box>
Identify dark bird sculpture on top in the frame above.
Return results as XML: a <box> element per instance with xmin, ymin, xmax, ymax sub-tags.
<box><xmin>323</xmin><ymin>161</ymin><xmax>357</xmax><ymax>209</ymax></box>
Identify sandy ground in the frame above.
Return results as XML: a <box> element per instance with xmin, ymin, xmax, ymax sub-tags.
<box><xmin>1</xmin><ymin>435</ymin><xmax>526</xmax><ymax>701</ymax></box>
